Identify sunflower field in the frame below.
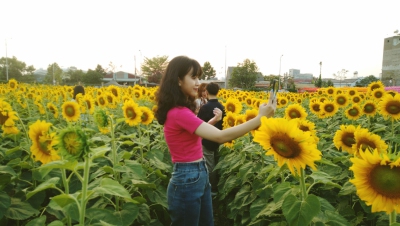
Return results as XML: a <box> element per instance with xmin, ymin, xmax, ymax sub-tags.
<box><xmin>1</xmin><ymin>79</ymin><xmax>400</xmax><ymax>226</ymax></box>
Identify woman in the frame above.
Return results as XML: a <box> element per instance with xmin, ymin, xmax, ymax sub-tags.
<box><xmin>155</xmin><ymin>56</ymin><xmax>276</xmax><ymax>225</ymax></box>
<box><xmin>195</xmin><ymin>83</ymin><xmax>208</xmax><ymax>114</ymax></box>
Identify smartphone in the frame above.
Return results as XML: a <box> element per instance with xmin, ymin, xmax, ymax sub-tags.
<box><xmin>271</xmin><ymin>80</ymin><xmax>277</xmax><ymax>99</ymax></box>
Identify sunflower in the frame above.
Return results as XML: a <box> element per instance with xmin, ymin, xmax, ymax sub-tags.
<box><xmin>369</xmin><ymin>88</ymin><xmax>385</xmax><ymax>101</ymax></box>
<box><xmin>8</xmin><ymin>79</ymin><xmax>18</xmax><ymax>91</ymax></box>
<box><xmin>367</xmin><ymin>80</ymin><xmax>384</xmax><ymax>93</ymax></box>
<box><xmin>244</xmin><ymin>109</ymin><xmax>258</xmax><ymax>122</ymax></box>
<box><xmin>245</xmin><ymin>97</ymin><xmax>253</xmax><ymax>107</ymax></box>
<box><xmin>108</xmin><ymin>85</ymin><xmax>121</xmax><ymax>100</ymax></box>
<box><xmin>97</xmin><ymin>94</ymin><xmax>108</xmax><ymax>108</ymax></box>
<box><xmin>139</xmin><ymin>106</ymin><xmax>154</xmax><ymax>125</ymax></box>
<box><xmin>361</xmin><ymin>100</ymin><xmax>377</xmax><ymax>117</ymax></box>
<box><xmin>93</xmin><ymin>109</ymin><xmax>110</xmax><ymax>134</ymax></box>
<box><xmin>378</xmin><ymin>93</ymin><xmax>400</xmax><ymax>120</ymax></box>
<box><xmin>349</xmin><ymin>149</ymin><xmax>400</xmax><ymax>213</ymax></box>
<box><xmin>122</xmin><ymin>100</ymin><xmax>143</xmax><ymax>126</ymax></box>
<box><xmin>105</xmin><ymin>93</ymin><xmax>117</xmax><ymax>109</ymax></box>
<box><xmin>61</xmin><ymin>101</ymin><xmax>81</xmax><ymax>122</ymax></box>
<box><xmin>223</xmin><ymin>111</ymin><xmax>237</xmax><ymax>129</ymax></box>
<box><xmin>235</xmin><ymin>114</ymin><xmax>246</xmax><ymax>125</ymax></box>
<box><xmin>47</xmin><ymin>102</ymin><xmax>59</xmax><ymax>118</ymax></box>
<box><xmin>82</xmin><ymin>95</ymin><xmax>95</xmax><ymax>115</ymax></box>
<box><xmin>284</xmin><ymin>103</ymin><xmax>308</xmax><ymax>120</ymax></box>
<box><xmin>295</xmin><ymin>119</ymin><xmax>319</xmax><ymax>142</ymax></box>
<box><xmin>253</xmin><ymin>117</ymin><xmax>321</xmax><ymax>175</ymax></box>
<box><xmin>309</xmin><ymin>100</ymin><xmax>322</xmax><ymax>116</ymax></box>
<box><xmin>333</xmin><ymin>125</ymin><xmax>357</xmax><ymax>154</ymax></box>
<box><xmin>334</xmin><ymin>94</ymin><xmax>349</xmax><ymax>108</ymax></box>
<box><xmin>351</xmin><ymin>95</ymin><xmax>362</xmax><ymax>104</ymax></box>
<box><xmin>353</xmin><ymin>127</ymin><xmax>388</xmax><ymax>156</ymax></box>
<box><xmin>28</xmin><ymin>120</ymin><xmax>60</xmax><ymax>164</ymax></box>
<box><xmin>223</xmin><ymin>139</ymin><xmax>235</xmax><ymax>148</ymax></box>
<box><xmin>58</xmin><ymin>127</ymin><xmax>88</xmax><ymax>160</ymax></box>
<box><xmin>278</xmin><ymin>96</ymin><xmax>289</xmax><ymax>108</ymax></box>
<box><xmin>224</xmin><ymin>98</ymin><xmax>242</xmax><ymax>114</ymax></box>
<box><xmin>347</xmin><ymin>88</ymin><xmax>358</xmax><ymax>96</ymax></box>
<box><xmin>133</xmin><ymin>90</ymin><xmax>142</xmax><ymax>99</ymax></box>
<box><xmin>345</xmin><ymin>104</ymin><xmax>363</xmax><ymax>120</ymax></box>
<box><xmin>326</xmin><ymin>87</ymin><xmax>336</xmax><ymax>96</ymax></box>
<box><xmin>0</xmin><ymin>100</ymin><xmax>18</xmax><ymax>127</ymax></box>
<box><xmin>319</xmin><ymin>100</ymin><xmax>338</xmax><ymax>118</ymax></box>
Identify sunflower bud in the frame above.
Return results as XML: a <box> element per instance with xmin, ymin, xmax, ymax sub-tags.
<box><xmin>58</xmin><ymin>127</ymin><xmax>88</xmax><ymax>160</ymax></box>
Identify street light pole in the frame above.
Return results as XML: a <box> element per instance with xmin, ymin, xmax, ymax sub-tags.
<box><xmin>278</xmin><ymin>54</ymin><xmax>283</xmax><ymax>90</ymax></box>
<box><xmin>5</xmin><ymin>39</ymin><xmax>9</xmax><ymax>81</ymax></box>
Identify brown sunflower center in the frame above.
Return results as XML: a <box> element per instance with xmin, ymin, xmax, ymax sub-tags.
<box><xmin>348</xmin><ymin>108</ymin><xmax>360</xmax><ymax>117</ymax></box>
<box><xmin>342</xmin><ymin>132</ymin><xmax>355</xmax><ymax>147</ymax></box>
<box><xmin>324</xmin><ymin>104</ymin><xmax>334</xmax><ymax>113</ymax></box>
<box><xmin>289</xmin><ymin>109</ymin><xmax>301</xmax><ymax>119</ymax></box>
<box><xmin>386</xmin><ymin>101</ymin><xmax>400</xmax><ymax>115</ymax></box>
<box><xmin>312</xmin><ymin>104</ymin><xmax>320</xmax><ymax>112</ymax></box>
<box><xmin>364</xmin><ymin>104</ymin><xmax>375</xmax><ymax>113</ymax></box>
<box><xmin>349</xmin><ymin>91</ymin><xmax>356</xmax><ymax>95</ymax></box>
<box><xmin>358</xmin><ymin>138</ymin><xmax>376</xmax><ymax>150</ymax></box>
<box><xmin>38</xmin><ymin>137</ymin><xmax>51</xmax><ymax>155</ymax></box>
<box><xmin>85</xmin><ymin>100</ymin><xmax>92</xmax><ymax>109</ymax></box>
<box><xmin>353</xmin><ymin>97</ymin><xmax>361</xmax><ymax>103</ymax></box>
<box><xmin>227</xmin><ymin>118</ymin><xmax>235</xmax><ymax>127</ymax></box>
<box><xmin>227</xmin><ymin>104</ymin><xmax>235</xmax><ymax>112</ymax></box>
<box><xmin>0</xmin><ymin>112</ymin><xmax>9</xmax><ymax>125</ymax></box>
<box><xmin>280</xmin><ymin>99</ymin><xmax>287</xmax><ymax>105</ymax></box>
<box><xmin>65</xmin><ymin>105</ymin><xmax>76</xmax><ymax>117</ymax></box>
<box><xmin>369</xmin><ymin>165</ymin><xmax>400</xmax><ymax>198</ymax></box>
<box><xmin>337</xmin><ymin>97</ymin><xmax>346</xmax><ymax>105</ymax></box>
<box><xmin>299</xmin><ymin>125</ymin><xmax>310</xmax><ymax>132</ymax></box>
<box><xmin>141</xmin><ymin>113</ymin><xmax>148</xmax><ymax>121</ymax></box>
<box><xmin>126</xmin><ymin>108</ymin><xmax>136</xmax><ymax>118</ymax></box>
<box><xmin>374</xmin><ymin>91</ymin><xmax>383</xmax><ymax>99</ymax></box>
<box><xmin>371</xmin><ymin>84</ymin><xmax>380</xmax><ymax>91</ymax></box>
<box><xmin>99</xmin><ymin>98</ymin><xmax>105</xmax><ymax>105</ymax></box>
<box><xmin>271</xmin><ymin>134</ymin><xmax>301</xmax><ymax>158</ymax></box>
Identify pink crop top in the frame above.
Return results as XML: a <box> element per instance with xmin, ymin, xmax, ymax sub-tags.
<box><xmin>164</xmin><ymin>107</ymin><xmax>204</xmax><ymax>163</ymax></box>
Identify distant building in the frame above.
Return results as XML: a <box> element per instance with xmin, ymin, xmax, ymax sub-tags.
<box><xmin>289</xmin><ymin>69</ymin><xmax>313</xmax><ymax>80</ymax></box>
<box><xmin>382</xmin><ymin>34</ymin><xmax>400</xmax><ymax>86</ymax></box>
<box><xmin>103</xmin><ymin>71</ymin><xmax>144</xmax><ymax>86</ymax></box>
<box><xmin>322</xmin><ymin>77</ymin><xmax>366</xmax><ymax>87</ymax></box>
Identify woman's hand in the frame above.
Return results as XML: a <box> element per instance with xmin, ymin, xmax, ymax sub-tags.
<box><xmin>213</xmin><ymin>108</ymin><xmax>222</xmax><ymax>121</ymax></box>
<box><xmin>258</xmin><ymin>91</ymin><xmax>277</xmax><ymax>118</ymax></box>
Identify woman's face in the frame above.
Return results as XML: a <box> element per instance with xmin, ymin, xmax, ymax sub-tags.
<box><xmin>201</xmin><ymin>88</ymin><xmax>208</xmax><ymax>98</ymax></box>
<box><xmin>179</xmin><ymin>68</ymin><xmax>199</xmax><ymax>98</ymax></box>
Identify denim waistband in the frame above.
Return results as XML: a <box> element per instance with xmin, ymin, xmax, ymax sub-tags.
<box><xmin>173</xmin><ymin>160</ymin><xmax>207</xmax><ymax>171</ymax></box>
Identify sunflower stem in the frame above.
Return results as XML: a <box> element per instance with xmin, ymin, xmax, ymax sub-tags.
<box><xmin>391</xmin><ymin>119</ymin><xmax>394</xmax><ymax>155</ymax></box>
<box><xmin>389</xmin><ymin>210</ymin><xmax>397</xmax><ymax>225</ymax></box>
<box><xmin>300</xmin><ymin>168</ymin><xmax>308</xmax><ymax>201</ymax></box>
<box><xmin>60</xmin><ymin>167</ymin><xmax>71</xmax><ymax>226</ymax></box>
<box><xmin>79</xmin><ymin>156</ymin><xmax>91</xmax><ymax>225</ymax></box>
<box><xmin>109</xmin><ymin>115</ymin><xmax>120</xmax><ymax>211</ymax></box>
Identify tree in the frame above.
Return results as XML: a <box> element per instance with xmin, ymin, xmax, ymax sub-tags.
<box><xmin>355</xmin><ymin>75</ymin><xmax>379</xmax><ymax>87</ymax></box>
<box><xmin>82</xmin><ymin>64</ymin><xmax>106</xmax><ymax>85</ymax></box>
<box><xmin>141</xmin><ymin>55</ymin><xmax>168</xmax><ymax>84</ymax></box>
<box><xmin>201</xmin><ymin>62</ymin><xmax>216</xmax><ymax>80</ymax></box>
<box><xmin>44</xmin><ymin>63</ymin><xmax>63</xmax><ymax>84</ymax></box>
<box><xmin>229</xmin><ymin>59</ymin><xmax>259</xmax><ymax>89</ymax></box>
<box><xmin>0</xmin><ymin>56</ymin><xmax>36</xmax><ymax>82</ymax></box>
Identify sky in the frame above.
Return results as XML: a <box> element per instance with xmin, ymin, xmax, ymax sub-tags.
<box><xmin>0</xmin><ymin>0</ymin><xmax>399</xmax><ymax>80</ymax></box>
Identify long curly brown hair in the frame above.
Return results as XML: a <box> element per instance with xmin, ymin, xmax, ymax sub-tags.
<box><xmin>155</xmin><ymin>56</ymin><xmax>203</xmax><ymax>125</ymax></box>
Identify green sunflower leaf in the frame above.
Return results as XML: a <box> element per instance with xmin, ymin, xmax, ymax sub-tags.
<box><xmin>93</xmin><ymin>178</ymin><xmax>131</xmax><ymax>199</ymax></box>
<box><xmin>26</xmin><ymin>177</ymin><xmax>60</xmax><ymax>199</ymax></box>
<box><xmin>282</xmin><ymin>194</ymin><xmax>321</xmax><ymax>226</ymax></box>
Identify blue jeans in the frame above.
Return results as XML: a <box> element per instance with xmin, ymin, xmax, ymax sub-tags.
<box><xmin>167</xmin><ymin>160</ymin><xmax>214</xmax><ymax>226</ymax></box>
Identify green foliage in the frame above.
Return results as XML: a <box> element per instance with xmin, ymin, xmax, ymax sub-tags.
<box><xmin>201</xmin><ymin>61</ymin><xmax>216</xmax><ymax>80</ymax></box>
<box><xmin>83</xmin><ymin>65</ymin><xmax>107</xmax><ymax>85</ymax></box>
<box><xmin>355</xmin><ymin>75</ymin><xmax>379</xmax><ymax>87</ymax></box>
<box><xmin>0</xmin><ymin>56</ymin><xmax>36</xmax><ymax>81</ymax></box>
<box><xmin>229</xmin><ymin>59</ymin><xmax>259</xmax><ymax>89</ymax></box>
<box><xmin>141</xmin><ymin>55</ymin><xmax>169</xmax><ymax>84</ymax></box>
